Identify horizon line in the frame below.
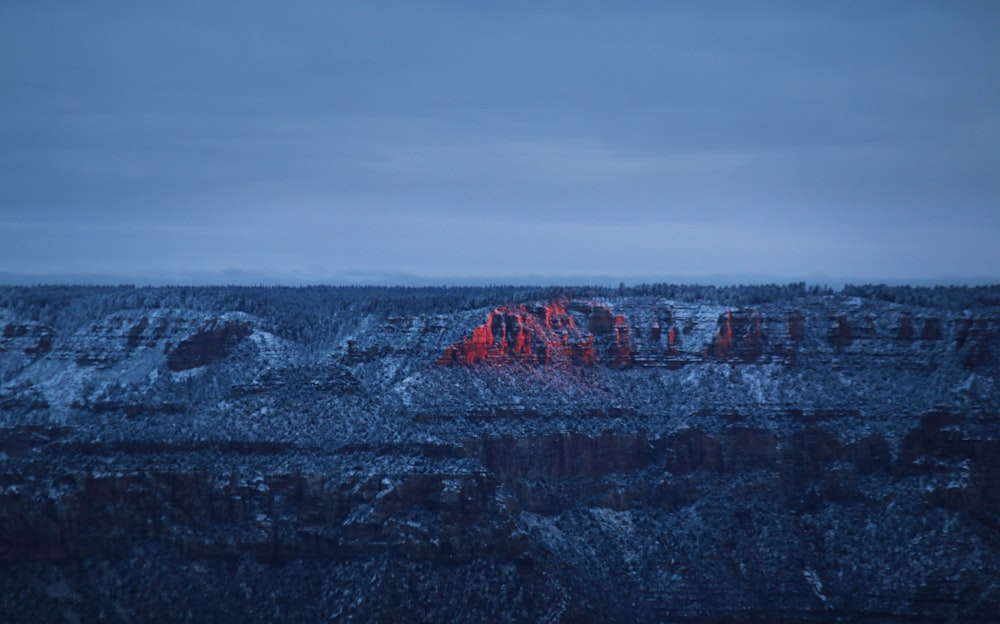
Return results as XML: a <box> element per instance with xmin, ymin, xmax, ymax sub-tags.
<box><xmin>1</xmin><ymin>270</ymin><xmax>998</xmax><ymax>290</ymax></box>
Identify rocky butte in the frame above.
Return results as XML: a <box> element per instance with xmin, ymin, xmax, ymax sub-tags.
<box><xmin>0</xmin><ymin>283</ymin><xmax>998</xmax><ymax>623</ymax></box>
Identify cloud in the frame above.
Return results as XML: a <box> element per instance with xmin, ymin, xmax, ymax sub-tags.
<box><xmin>1</xmin><ymin>2</ymin><xmax>998</xmax><ymax>283</ymax></box>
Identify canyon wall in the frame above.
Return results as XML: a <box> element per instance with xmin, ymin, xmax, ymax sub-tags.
<box><xmin>0</xmin><ymin>285</ymin><xmax>998</xmax><ymax>622</ymax></box>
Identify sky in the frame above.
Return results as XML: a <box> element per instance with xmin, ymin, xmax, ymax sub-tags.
<box><xmin>2</xmin><ymin>1</ymin><xmax>999</xmax><ymax>286</ymax></box>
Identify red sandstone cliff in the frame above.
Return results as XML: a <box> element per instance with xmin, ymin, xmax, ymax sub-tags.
<box><xmin>437</xmin><ymin>302</ymin><xmax>598</xmax><ymax>366</ymax></box>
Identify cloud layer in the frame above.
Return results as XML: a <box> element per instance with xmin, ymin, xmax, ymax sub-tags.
<box><xmin>2</xmin><ymin>2</ymin><xmax>998</xmax><ymax>284</ymax></box>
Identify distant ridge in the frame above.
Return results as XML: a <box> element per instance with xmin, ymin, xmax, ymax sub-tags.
<box><xmin>1</xmin><ymin>270</ymin><xmax>998</xmax><ymax>289</ymax></box>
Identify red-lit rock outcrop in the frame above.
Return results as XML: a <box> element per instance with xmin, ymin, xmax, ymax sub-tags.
<box><xmin>439</xmin><ymin>303</ymin><xmax>841</xmax><ymax>369</ymax></box>
<box><xmin>704</xmin><ymin>310</ymin><xmax>765</xmax><ymax>363</ymax></box>
<box><xmin>437</xmin><ymin>299</ymin><xmax>1000</xmax><ymax>373</ymax></box>
<box><xmin>611</xmin><ymin>314</ymin><xmax>632</xmax><ymax>367</ymax></box>
<box><xmin>437</xmin><ymin>302</ymin><xmax>641</xmax><ymax>368</ymax></box>
<box><xmin>437</xmin><ymin>302</ymin><xmax>597</xmax><ymax>366</ymax></box>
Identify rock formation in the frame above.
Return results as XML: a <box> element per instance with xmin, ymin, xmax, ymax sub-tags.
<box><xmin>0</xmin><ymin>284</ymin><xmax>998</xmax><ymax>623</ymax></box>
<box><xmin>166</xmin><ymin>320</ymin><xmax>253</xmax><ymax>371</ymax></box>
<box><xmin>438</xmin><ymin>302</ymin><xmax>598</xmax><ymax>366</ymax></box>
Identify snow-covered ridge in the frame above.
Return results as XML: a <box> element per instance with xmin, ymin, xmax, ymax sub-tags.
<box><xmin>0</xmin><ymin>284</ymin><xmax>998</xmax><ymax>622</ymax></box>
<box><xmin>1</xmin><ymin>285</ymin><xmax>997</xmax><ymax>443</ymax></box>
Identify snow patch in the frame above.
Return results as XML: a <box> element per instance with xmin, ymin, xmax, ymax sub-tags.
<box><xmin>803</xmin><ymin>568</ymin><xmax>827</xmax><ymax>602</ymax></box>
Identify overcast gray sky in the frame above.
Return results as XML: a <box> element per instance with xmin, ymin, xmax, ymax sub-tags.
<box><xmin>2</xmin><ymin>1</ymin><xmax>998</xmax><ymax>285</ymax></box>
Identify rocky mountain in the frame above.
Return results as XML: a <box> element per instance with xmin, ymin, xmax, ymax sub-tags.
<box><xmin>1</xmin><ymin>283</ymin><xmax>998</xmax><ymax>623</ymax></box>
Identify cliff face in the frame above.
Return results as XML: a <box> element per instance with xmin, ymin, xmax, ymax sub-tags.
<box><xmin>2</xmin><ymin>411</ymin><xmax>997</xmax><ymax>623</ymax></box>
<box><xmin>0</xmin><ymin>285</ymin><xmax>998</xmax><ymax>623</ymax></box>
<box><xmin>436</xmin><ymin>298</ymin><xmax>996</xmax><ymax>375</ymax></box>
<box><xmin>437</xmin><ymin>302</ymin><xmax>598</xmax><ymax>366</ymax></box>
<box><xmin>165</xmin><ymin>320</ymin><xmax>253</xmax><ymax>371</ymax></box>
